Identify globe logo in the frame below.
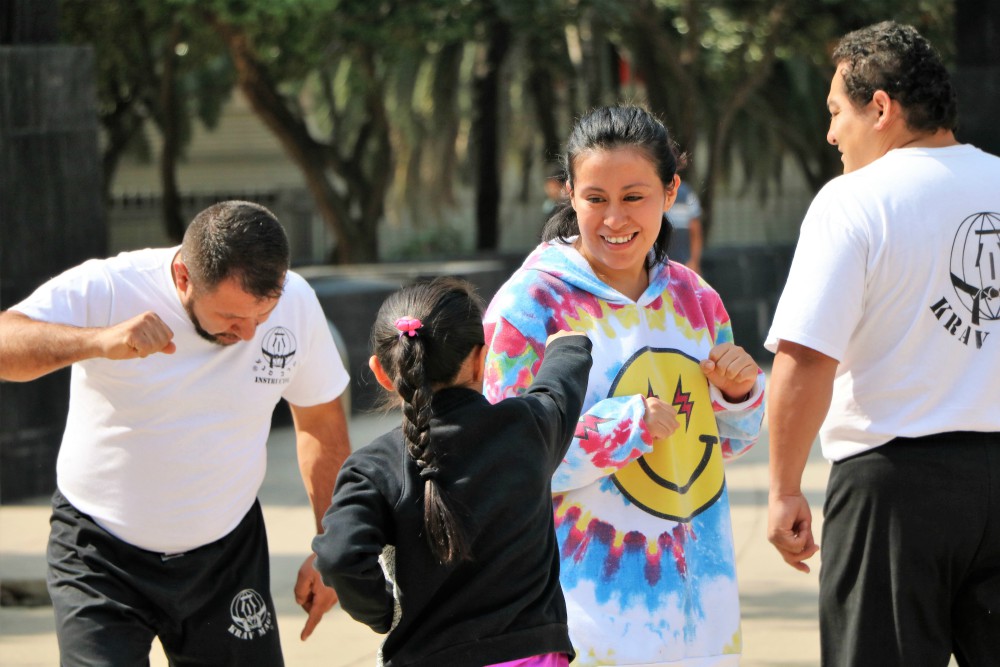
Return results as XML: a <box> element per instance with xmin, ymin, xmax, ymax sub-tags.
<box><xmin>261</xmin><ymin>326</ymin><xmax>297</xmax><ymax>369</ymax></box>
<box><xmin>950</xmin><ymin>212</ymin><xmax>1000</xmax><ymax>325</ymax></box>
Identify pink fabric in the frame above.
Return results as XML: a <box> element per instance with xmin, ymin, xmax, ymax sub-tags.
<box><xmin>486</xmin><ymin>653</ymin><xmax>570</xmax><ymax>667</ymax></box>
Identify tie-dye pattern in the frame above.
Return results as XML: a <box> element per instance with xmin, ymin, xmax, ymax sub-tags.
<box><xmin>484</xmin><ymin>241</ymin><xmax>764</xmax><ymax>666</ymax></box>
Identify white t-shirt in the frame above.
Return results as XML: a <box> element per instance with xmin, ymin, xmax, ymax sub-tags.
<box><xmin>13</xmin><ymin>247</ymin><xmax>349</xmax><ymax>552</ymax></box>
<box><xmin>766</xmin><ymin>145</ymin><xmax>1000</xmax><ymax>461</ymax></box>
<box><xmin>670</xmin><ymin>182</ymin><xmax>702</xmax><ymax>231</ymax></box>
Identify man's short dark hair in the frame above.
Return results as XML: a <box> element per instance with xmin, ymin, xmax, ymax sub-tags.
<box><xmin>181</xmin><ymin>200</ymin><xmax>290</xmax><ymax>299</ymax></box>
<box><xmin>833</xmin><ymin>21</ymin><xmax>957</xmax><ymax>133</ymax></box>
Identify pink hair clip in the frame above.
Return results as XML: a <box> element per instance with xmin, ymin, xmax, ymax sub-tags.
<box><xmin>394</xmin><ymin>316</ymin><xmax>423</xmax><ymax>338</ymax></box>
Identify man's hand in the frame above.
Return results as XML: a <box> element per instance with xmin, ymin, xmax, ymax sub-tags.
<box><xmin>100</xmin><ymin>311</ymin><xmax>176</xmax><ymax>359</ymax></box>
<box><xmin>767</xmin><ymin>492</ymin><xmax>820</xmax><ymax>573</ymax></box>
<box><xmin>767</xmin><ymin>340</ymin><xmax>837</xmax><ymax>574</ymax></box>
<box><xmin>294</xmin><ymin>553</ymin><xmax>338</xmax><ymax>640</ymax></box>
<box><xmin>0</xmin><ymin>309</ymin><xmax>176</xmax><ymax>382</ymax></box>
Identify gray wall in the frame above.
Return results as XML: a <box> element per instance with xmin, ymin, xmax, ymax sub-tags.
<box><xmin>300</xmin><ymin>259</ymin><xmax>513</xmax><ymax>416</ymax></box>
<box><xmin>0</xmin><ymin>45</ymin><xmax>106</xmax><ymax>502</ymax></box>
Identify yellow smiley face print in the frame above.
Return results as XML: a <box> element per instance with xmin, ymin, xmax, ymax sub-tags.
<box><xmin>610</xmin><ymin>347</ymin><xmax>723</xmax><ymax>522</ymax></box>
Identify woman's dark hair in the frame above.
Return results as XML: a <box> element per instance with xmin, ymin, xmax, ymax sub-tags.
<box><xmin>370</xmin><ymin>277</ymin><xmax>486</xmax><ymax>564</ymax></box>
<box><xmin>832</xmin><ymin>21</ymin><xmax>957</xmax><ymax>133</ymax></box>
<box><xmin>181</xmin><ymin>200</ymin><xmax>289</xmax><ymax>299</ymax></box>
<box><xmin>541</xmin><ymin>105</ymin><xmax>687</xmax><ymax>267</ymax></box>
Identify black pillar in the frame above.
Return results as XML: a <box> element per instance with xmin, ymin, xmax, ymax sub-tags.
<box><xmin>0</xmin><ymin>2</ymin><xmax>105</xmax><ymax>502</ymax></box>
<box><xmin>953</xmin><ymin>0</ymin><xmax>1000</xmax><ymax>155</ymax></box>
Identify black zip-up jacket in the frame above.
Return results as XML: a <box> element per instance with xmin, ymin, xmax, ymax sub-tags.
<box><xmin>313</xmin><ymin>335</ymin><xmax>593</xmax><ymax>667</ymax></box>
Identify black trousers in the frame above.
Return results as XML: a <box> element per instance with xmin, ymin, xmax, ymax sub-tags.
<box><xmin>820</xmin><ymin>432</ymin><xmax>1000</xmax><ymax>667</ymax></box>
<box><xmin>47</xmin><ymin>490</ymin><xmax>284</xmax><ymax>667</ymax></box>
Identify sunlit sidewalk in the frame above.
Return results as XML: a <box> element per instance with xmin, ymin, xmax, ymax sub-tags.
<box><xmin>1</xmin><ymin>407</ymin><xmax>832</xmax><ymax>667</ymax></box>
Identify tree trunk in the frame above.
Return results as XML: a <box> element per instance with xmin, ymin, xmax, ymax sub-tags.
<box><xmin>159</xmin><ymin>20</ymin><xmax>185</xmax><ymax>242</ymax></box>
<box><xmin>430</xmin><ymin>41</ymin><xmax>464</xmax><ymax>206</ymax></box>
<box><xmin>472</xmin><ymin>14</ymin><xmax>511</xmax><ymax>253</ymax></box>
<box><xmin>702</xmin><ymin>1</ymin><xmax>789</xmax><ymax>239</ymax></box>
<box><xmin>626</xmin><ymin>0</ymin><xmax>699</xmax><ymax>155</ymax></box>
<box><xmin>526</xmin><ymin>44</ymin><xmax>563</xmax><ymax>170</ymax></box>
<box><xmin>208</xmin><ymin>14</ymin><xmax>385</xmax><ymax>263</ymax></box>
<box><xmin>99</xmin><ymin>104</ymin><xmax>142</xmax><ymax>203</ymax></box>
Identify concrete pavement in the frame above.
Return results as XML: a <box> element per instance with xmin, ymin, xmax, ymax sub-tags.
<box><xmin>1</xmin><ymin>408</ymin><xmax>833</xmax><ymax>666</ymax></box>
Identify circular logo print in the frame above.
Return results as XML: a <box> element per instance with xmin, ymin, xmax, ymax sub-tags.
<box><xmin>950</xmin><ymin>212</ymin><xmax>1000</xmax><ymax>325</ymax></box>
<box><xmin>229</xmin><ymin>588</ymin><xmax>270</xmax><ymax>634</ymax></box>
<box><xmin>609</xmin><ymin>348</ymin><xmax>723</xmax><ymax>522</ymax></box>
<box><xmin>261</xmin><ymin>327</ymin><xmax>297</xmax><ymax>369</ymax></box>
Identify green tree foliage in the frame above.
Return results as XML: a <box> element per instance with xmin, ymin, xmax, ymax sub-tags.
<box><xmin>607</xmin><ymin>0</ymin><xmax>954</xmax><ymax>234</ymax></box>
<box><xmin>198</xmin><ymin>0</ymin><xmax>493</xmax><ymax>261</ymax></box>
<box><xmin>60</xmin><ymin>0</ymin><xmax>234</xmax><ymax>241</ymax></box>
<box><xmin>64</xmin><ymin>0</ymin><xmax>955</xmax><ymax>260</ymax></box>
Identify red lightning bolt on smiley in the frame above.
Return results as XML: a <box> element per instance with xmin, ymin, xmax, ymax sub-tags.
<box><xmin>672</xmin><ymin>377</ymin><xmax>694</xmax><ymax>430</ymax></box>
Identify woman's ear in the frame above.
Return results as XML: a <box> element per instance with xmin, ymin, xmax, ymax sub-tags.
<box><xmin>663</xmin><ymin>174</ymin><xmax>681</xmax><ymax>212</ymax></box>
<box><xmin>369</xmin><ymin>355</ymin><xmax>395</xmax><ymax>392</ymax></box>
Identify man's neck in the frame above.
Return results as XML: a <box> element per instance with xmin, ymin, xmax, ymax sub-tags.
<box><xmin>894</xmin><ymin>128</ymin><xmax>959</xmax><ymax>151</ymax></box>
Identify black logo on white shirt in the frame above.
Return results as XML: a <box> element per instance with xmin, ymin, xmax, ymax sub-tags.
<box><xmin>253</xmin><ymin>326</ymin><xmax>298</xmax><ymax>384</ymax></box>
<box><xmin>929</xmin><ymin>212</ymin><xmax>1000</xmax><ymax>348</ymax></box>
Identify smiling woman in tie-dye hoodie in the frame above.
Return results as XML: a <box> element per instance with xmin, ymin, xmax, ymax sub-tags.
<box><xmin>483</xmin><ymin>106</ymin><xmax>765</xmax><ymax>667</ymax></box>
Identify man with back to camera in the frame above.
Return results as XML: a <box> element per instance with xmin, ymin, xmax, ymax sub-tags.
<box><xmin>0</xmin><ymin>200</ymin><xmax>351</xmax><ymax>665</ymax></box>
<box><xmin>765</xmin><ymin>21</ymin><xmax>1000</xmax><ymax>666</ymax></box>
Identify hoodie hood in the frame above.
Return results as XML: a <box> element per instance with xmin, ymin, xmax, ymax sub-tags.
<box><xmin>521</xmin><ymin>239</ymin><xmax>671</xmax><ymax>307</ymax></box>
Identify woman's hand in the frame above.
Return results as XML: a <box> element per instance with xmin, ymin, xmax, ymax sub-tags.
<box><xmin>700</xmin><ymin>342</ymin><xmax>759</xmax><ymax>402</ymax></box>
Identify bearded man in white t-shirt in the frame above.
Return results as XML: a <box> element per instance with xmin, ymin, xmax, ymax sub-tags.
<box><xmin>0</xmin><ymin>200</ymin><xmax>351</xmax><ymax>666</ymax></box>
<box><xmin>765</xmin><ymin>21</ymin><xmax>1000</xmax><ymax>667</ymax></box>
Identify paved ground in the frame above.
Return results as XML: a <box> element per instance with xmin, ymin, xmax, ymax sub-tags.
<box><xmin>1</xmin><ymin>407</ymin><xmax>834</xmax><ymax>666</ymax></box>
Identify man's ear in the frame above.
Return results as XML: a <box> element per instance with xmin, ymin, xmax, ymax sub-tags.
<box><xmin>872</xmin><ymin>90</ymin><xmax>895</xmax><ymax>129</ymax></box>
<box><xmin>369</xmin><ymin>355</ymin><xmax>396</xmax><ymax>392</ymax></box>
<box><xmin>173</xmin><ymin>255</ymin><xmax>191</xmax><ymax>292</ymax></box>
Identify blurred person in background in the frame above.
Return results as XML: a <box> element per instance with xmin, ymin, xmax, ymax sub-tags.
<box><xmin>667</xmin><ymin>180</ymin><xmax>704</xmax><ymax>274</ymax></box>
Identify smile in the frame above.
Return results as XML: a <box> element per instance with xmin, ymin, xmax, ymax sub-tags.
<box><xmin>605</xmin><ymin>233</ymin><xmax>638</xmax><ymax>245</ymax></box>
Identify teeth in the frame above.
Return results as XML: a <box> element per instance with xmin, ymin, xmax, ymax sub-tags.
<box><xmin>606</xmin><ymin>234</ymin><xmax>634</xmax><ymax>244</ymax></box>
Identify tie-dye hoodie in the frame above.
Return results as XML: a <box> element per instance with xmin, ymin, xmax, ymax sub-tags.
<box><xmin>483</xmin><ymin>240</ymin><xmax>765</xmax><ymax>667</ymax></box>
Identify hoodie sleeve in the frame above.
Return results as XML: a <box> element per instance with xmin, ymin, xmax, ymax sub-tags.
<box><xmin>484</xmin><ymin>312</ymin><xmax>654</xmax><ymax>493</ymax></box>
<box><xmin>311</xmin><ymin>452</ymin><xmax>395</xmax><ymax>634</ymax></box>
<box><xmin>706</xmin><ymin>299</ymin><xmax>765</xmax><ymax>461</ymax></box>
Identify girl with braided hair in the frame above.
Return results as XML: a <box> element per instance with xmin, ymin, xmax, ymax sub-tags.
<box><xmin>312</xmin><ymin>277</ymin><xmax>593</xmax><ymax>667</ymax></box>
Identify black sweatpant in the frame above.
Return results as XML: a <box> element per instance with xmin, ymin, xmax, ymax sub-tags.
<box><xmin>820</xmin><ymin>432</ymin><xmax>1000</xmax><ymax>667</ymax></box>
<box><xmin>47</xmin><ymin>490</ymin><xmax>284</xmax><ymax>667</ymax></box>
